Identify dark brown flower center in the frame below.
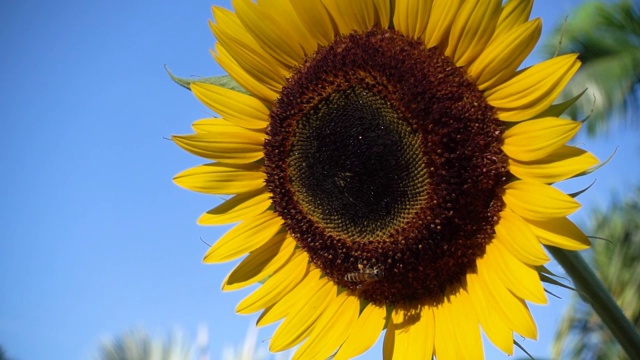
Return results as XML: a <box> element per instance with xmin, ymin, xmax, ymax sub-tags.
<box><xmin>264</xmin><ymin>28</ymin><xmax>508</xmax><ymax>306</ymax></box>
<box><xmin>288</xmin><ymin>86</ymin><xmax>428</xmax><ymax>241</ymax></box>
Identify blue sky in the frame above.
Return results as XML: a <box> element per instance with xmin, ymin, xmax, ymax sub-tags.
<box><xmin>1</xmin><ymin>0</ymin><xmax>637</xmax><ymax>359</ymax></box>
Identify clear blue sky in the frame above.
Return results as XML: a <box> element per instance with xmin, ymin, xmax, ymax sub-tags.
<box><xmin>1</xmin><ymin>0</ymin><xmax>636</xmax><ymax>359</ymax></box>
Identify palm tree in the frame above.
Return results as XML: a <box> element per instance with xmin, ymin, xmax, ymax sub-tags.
<box><xmin>94</xmin><ymin>326</ymin><xmax>287</xmax><ymax>360</ymax></box>
<box><xmin>552</xmin><ymin>189</ymin><xmax>640</xmax><ymax>359</ymax></box>
<box><xmin>543</xmin><ymin>0</ymin><xmax>640</xmax><ymax>135</ymax></box>
<box><xmin>94</xmin><ymin>330</ymin><xmax>192</xmax><ymax>360</ymax></box>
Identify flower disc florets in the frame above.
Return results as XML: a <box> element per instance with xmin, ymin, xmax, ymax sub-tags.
<box><xmin>264</xmin><ymin>29</ymin><xmax>508</xmax><ymax>305</ymax></box>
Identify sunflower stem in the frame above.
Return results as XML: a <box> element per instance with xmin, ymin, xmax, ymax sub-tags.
<box><xmin>547</xmin><ymin>246</ymin><xmax>640</xmax><ymax>359</ymax></box>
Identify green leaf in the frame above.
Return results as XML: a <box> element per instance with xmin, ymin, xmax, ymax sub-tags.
<box><xmin>514</xmin><ymin>340</ymin><xmax>536</xmax><ymax>360</ymax></box>
<box><xmin>568</xmin><ymin>179</ymin><xmax>596</xmax><ymax>198</ymax></box>
<box><xmin>537</xmin><ymin>264</ymin><xmax>562</xmax><ymax>278</ymax></box>
<box><xmin>580</xmin><ymin>146</ymin><xmax>618</xmax><ymax>177</ymax></box>
<box><xmin>539</xmin><ymin>272</ymin><xmax>577</xmax><ymax>292</ymax></box>
<box><xmin>535</xmin><ymin>88</ymin><xmax>587</xmax><ymax>118</ymax></box>
<box><xmin>164</xmin><ymin>65</ymin><xmax>250</xmax><ymax>94</ymax></box>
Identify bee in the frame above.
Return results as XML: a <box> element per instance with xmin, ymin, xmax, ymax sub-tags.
<box><xmin>344</xmin><ymin>262</ymin><xmax>384</xmax><ymax>282</ymax></box>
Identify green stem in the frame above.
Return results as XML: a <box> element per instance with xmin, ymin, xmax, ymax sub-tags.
<box><xmin>547</xmin><ymin>246</ymin><xmax>640</xmax><ymax>359</ymax></box>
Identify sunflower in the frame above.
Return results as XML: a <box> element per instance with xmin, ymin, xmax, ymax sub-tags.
<box><xmin>173</xmin><ymin>0</ymin><xmax>599</xmax><ymax>358</ymax></box>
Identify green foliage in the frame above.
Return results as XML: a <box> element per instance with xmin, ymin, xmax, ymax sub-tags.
<box><xmin>542</xmin><ymin>0</ymin><xmax>640</xmax><ymax>135</ymax></box>
<box><xmin>165</xmin><ymin>66</ymin><xmax>249</xmax><ymax>94</ymax></box>
<box><xmin>553</xmin><ymin>189</ymin><xmax>640</xmax><ymax>359</ymax></box>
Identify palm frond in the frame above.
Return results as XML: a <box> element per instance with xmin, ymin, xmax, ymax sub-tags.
<box><xmin>542</xmin><ymin>0</ymin><xmax>640</xmax><ymax>135</ymax></box>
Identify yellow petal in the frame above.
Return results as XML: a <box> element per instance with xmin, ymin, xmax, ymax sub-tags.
<box><xmin>270</xmin><ymin>277</ymin><xmax>335</xmax><ymax>352</ymax></box>
<box><xmin>191</xmin><ymin>118</ymin><xmax>264</xmax><ymax>133</ymax></box>
<box><xmin>476</xmin><ymin>249</ymin><xmax>538</xmax><ymax>338</ymax></box>
<box><xmin>190</xmin><ymin>117</ymin><xmax>223</xmax><ymax>134</ymax></box>
<box><xmin>198</xmin><ymin>189</ymin><xmax>271</xmax><ymax>225</ymax></box>
<box><xmin>172</xmin><ymin>131</ymin><xmax>264</xmax><ymax>164</ymax></box>
<box><xmin>210</xmin><ymin>7</ymin><xmax>288</xmax><ymax>94</ymax></box>
<box><xmin>525</xmin><ymin>217</ymin><xmax>591</xmax><ymax>250</ymax></box>
<box><xmin>495</xmin><ymin>0</ymin><xmax>533</xmax><ymax>34</ymax></box>
<box><xmin>469</xmin><ymin>19</ymin><xmax>541</xmax><ymax>91</ymax></box>
<box><xmin>257</xmin><ymin>267</ymin><xmax>322</xmax><ymax>327</ymax></box>
<box><xmin>373</xmin><ymin>0</ymin><xmax>391</xmax><ymax>28</ymax></box>
<box><xmin>433</xmin><ymin>288</ymin><xmax>483</xmax><ymax>360</ymax></box>
<box><xmin>477</xmin><ymin>251</ymin><xmax>538</xmax><ymax>339</ymax></box>
<box><xmin>322</xmin><ymin>0</ymin><xmax>390</xmax><ymax>33</ymax></box>
<box><xmin>383</xmin><ymin>306</ymin><xmax>434</xmax><ymax>359</ymax></box>
<box><xmin>232</xmin><ymin>0</ymin><xmax>305</xmax><ymax>67</ymax></box>
<box><xmin>235</xmin><ymin>250</ymin><xmax>308</xmax><ymax>314</ymax></box>
<box><xmin>494</xmin><ymin>210</ymin><xmax>550</xmax><ymax>265</ymax></box>
<box><xmin>446</xmin><ymin>0</ymin><xmax>502</xmax><ymax>67</ymax></box>
<box><xmin>335</xmin><ymin>303</ymin><xmax>386</xmax><ymax>360</ymax></box>
<box><xmin>203</xmin><ymin>211</ymin><xmax>282</xmax><ymax>263</ymax></box>
<box><xmin>467</xmin><ymin>271</ymin><xmax>514</xmax><ymax>355</ymax></box>
<box><xmin>394</xmin><ymin>0</ymin><xmax>432</xmax><ymax>40</ymax></box>
<box><xmin>509</xmin><ymin>145</ymin><xmax>599</xmax><ymax>183</ymax></box>
<box><xmin>293</xmin><ymin>291</ymin><xmax>359</xmax><ymax>360</ymax></box>
<box><xmin>173</xmin><ymin>163</ymin><xmax>265</xmax><ymax>195</ymax></box>
<box><xmin>504</xmin><ymin>180</ymin><xmax>581</xmax><ymax>220</ymax></box>
<box><xmin>423</xmin><ymin>0</ymin><xmax>462</xmax><ymax>48</ymax></box>
<box><xmin>213</xmin><ymin>44</ymin><xmax>280</xmax><ymax>105</ymax></box>
<box><xmin>191</xmin><ymin>82</ymin><xmax>270</xmax><ymax>130</ymax></box>
<box><xmin>257</xmin><ymin>0</ymin><xmax>319</xmax><ymax>56</ymax></box>
<box><xmin>486</xmin><ymin>54</ymin><xmax>581</xmax><ymax>121</ymax></box>
<box><xmin>433</xmin><ymin>301</ymin><xmax>457</xmax><ymax>360</ymax></box>
<box><xmin>290</xmin><ymin>0</ymin><xmax>335</xmax><ymax>45</ymax></box>
<box><xmin>485</xmin><ymin>240</ymin><xmax>547</xmax><ymax>304</ymax></box>
<box><xmin>222</xmin><ymin>233</ymin><xmax>296</xmax><ymax>291</ymax></box>
<box><xmin>447</xmin><ymin>290</ymin><xmax>484</xmax><ymax>360</ymax></box>
<box><xmin>318</xmin><ymin>0</ymin><xmax>352</xmax><ymax>34</ymax></box>
<box><xmin>502</xmin><ymin>117</ymin><xmax>581</xmax><ymax>162</ymax></box>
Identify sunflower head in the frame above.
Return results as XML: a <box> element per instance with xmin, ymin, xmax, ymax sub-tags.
<box><xmin>264</xmin><ymin>28</ymin><xmax>509</xmax><ymax>306</ymax></box>
<box><xmin>173</xmin><ymin>0</ymin><xmax>598</xmax><ymax>358</ymax></box>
